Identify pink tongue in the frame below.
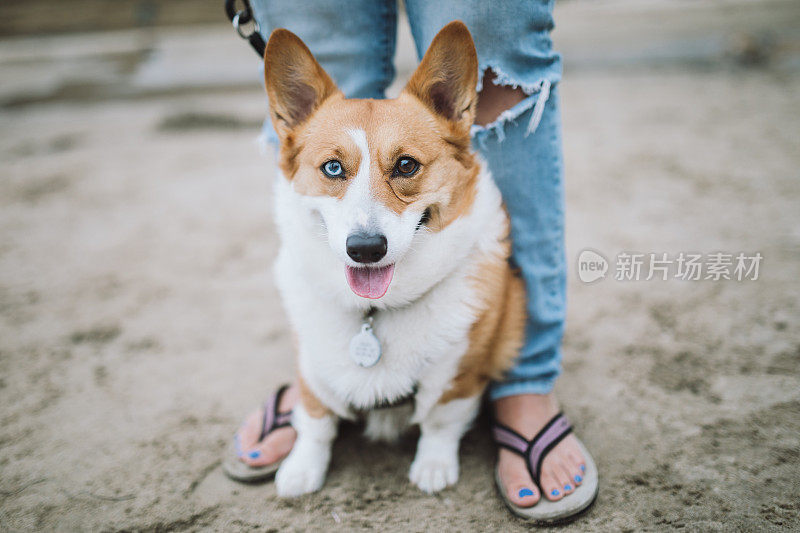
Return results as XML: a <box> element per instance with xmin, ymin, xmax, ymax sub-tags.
<box><xmin>345</xmin><ymin>264</ymin><xmax>395</xmax><ymax>299</ymax></box>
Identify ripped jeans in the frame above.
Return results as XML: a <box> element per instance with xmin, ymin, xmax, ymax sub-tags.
<box><xmin>251</xmin><ymin>0</ymin><xmax>566</xmax><ymax>400</ymax></box>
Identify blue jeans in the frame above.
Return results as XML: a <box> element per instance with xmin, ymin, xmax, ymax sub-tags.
<box><xmin>252</xmin><ymin>0</ymin><xmax>566</xmax><ymax>400</ymax></box>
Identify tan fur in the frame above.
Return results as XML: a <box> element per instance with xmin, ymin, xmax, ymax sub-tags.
<box><xmin>264</xmin><ymin>29</ymin><xmax>340</xmax><ymax>139</ymax></box>
<box><xmin>264</xmin><ymin>22</ymin><xmax>481</xmax><ymax>233</ymax></box>
<box><xmin>403</xmin><ymin>21</ymin><xmax>478</xmax><ymax>130</ymax></box>
<box><xmin>439</xmin><ymin>225</ymin><xmax>527</xmax><ymax>404</ymax></box>
<box><xmin>298</xmin><ymin>374</ymin><xmax>331</xmax><ymax>419</ymax></box>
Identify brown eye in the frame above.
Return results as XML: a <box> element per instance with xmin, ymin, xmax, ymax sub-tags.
<box><xmin>394</xmin><ymin>157</ymin><xmax>420</xmax><ymax>177</ymax></box>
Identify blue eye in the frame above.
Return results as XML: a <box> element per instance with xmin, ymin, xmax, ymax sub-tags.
<box><xmin>322</xmin><ymin>160</ymin><xmax>344</xmax><ymax>178</ymax></box>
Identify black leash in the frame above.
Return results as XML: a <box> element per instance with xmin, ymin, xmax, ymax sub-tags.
<box><xmin>224</xmin><ymin>0</ymin><xmax>266</xmax><ymax>57</ymax></box>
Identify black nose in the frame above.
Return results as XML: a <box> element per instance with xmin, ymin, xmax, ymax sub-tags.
<box><xmin>346</xmin><ymin>233</ymin><xmax>387</xmax><ymax>263</ymax></box>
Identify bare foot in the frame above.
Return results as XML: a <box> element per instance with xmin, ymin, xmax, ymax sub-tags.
<box><xmin>494</xmin><ymin>393</ymin><xmax>586</xmax><ymax>507</ymax></box>
<box><xmin>235</xmin><ymin>384</ymin><xmax>299</xmax><ymax>467</ymax></box>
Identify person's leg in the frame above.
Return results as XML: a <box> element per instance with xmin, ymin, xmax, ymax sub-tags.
<box><xmin>233</xmin><ymin>0</ymin><xmax>397</xmax><ymax>471</ymax></box>
<box><xmin>404</xmin><ymin>0</ymin><xmax>585</xmax><ymax>508</ymax></box>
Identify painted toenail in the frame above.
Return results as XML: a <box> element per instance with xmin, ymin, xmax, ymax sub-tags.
<box><xmin>551</xmin><ymin>489</ymin><xmax>560</xmax><ymax>497</ymax></box>
<box><xmin>248</xmin><ymin>450</ymin><xmax>261</xmax><ymax>459</ymax></box>
<box><xmin>564</xmin><ymin>484</ymin><xmax>572</xmax><ymax>491</ymax></box>
<box><xmin>518</xmin><ymin>488</ymin><xmax>534</xmax><ymax>498</ymax></box>
<box><xmin>575</xmin><ymin>475</ymin><xmax>582</xmax><ymax>483</ymax></box>
<box><xmin>580</xmin><ymin>464</ymin><xmax>586</xmax><ymax>471</ymax></box>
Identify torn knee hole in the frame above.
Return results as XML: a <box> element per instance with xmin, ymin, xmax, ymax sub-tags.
<box><xmin>475</xmin><ymin>69</ymin><xmax>528</xmax><ymax>126</ymax></box>
<box><xmin>471</xmin><ymin>68</ymin><xmax>552</xmax><ymax>140</ymax></box>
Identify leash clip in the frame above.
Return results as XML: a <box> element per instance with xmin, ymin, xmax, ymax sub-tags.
<box><xmin>232</xmin><ymin>10</ymin><xmax>260</xmax><ymax>40</ymax></box>
<box><xmin>224</xmin><ymin>0</ymin><xmax>266</xmax><ymax>57</ymax></box>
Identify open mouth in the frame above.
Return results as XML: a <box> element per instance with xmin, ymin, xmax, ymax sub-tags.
<box><xmin>345</xmin><ymin>264</ymin><xmax>395</xmax><ymax>299</ymax></box>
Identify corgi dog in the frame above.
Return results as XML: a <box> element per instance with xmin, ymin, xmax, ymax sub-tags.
<box><xmin>264</xmin><ymin>21</ymin><xmax>526</xmax><ymax>497</ymax></box>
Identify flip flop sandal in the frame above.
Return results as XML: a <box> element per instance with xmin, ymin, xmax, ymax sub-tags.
<box><xmin>222</xmin><ymin>384</ymin><xmax>294</xmax><ymax>482</ymax></box>
<box><xmin>492</xmin><ymin>412</ymin><xmax>599</xmax><ymax>524</ymax></box>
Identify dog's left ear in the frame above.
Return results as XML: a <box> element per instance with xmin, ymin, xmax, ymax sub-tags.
<box><xmin>403</xmin><ymin>21</ymin><xmax>478</xmax><ymax>130</ymax></box>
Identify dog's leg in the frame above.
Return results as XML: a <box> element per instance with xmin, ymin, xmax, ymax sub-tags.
<box><xmin>275</xmin><ymin>402</ymin><xmax>338</xmax><ymax>497</ymax></box>
<box><xmin>409</xmin><ymin>394</ymin><xmax>481</xmax><ymax>494</ymax></box>
<box><xmin>364</xmin><ymin>403</ymin><xmax>413</xmax><ymax>443</ymax></box>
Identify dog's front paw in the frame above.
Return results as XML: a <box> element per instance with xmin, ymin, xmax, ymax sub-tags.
<box><xmin>409</xmin><ymin>453</ymin><xmax>459</xmax><ymax>494</ymax></box>
<box><xmin>275</xmin><ymin>449</ymin><xmax>328</xmax><ymax>497</ymax></box>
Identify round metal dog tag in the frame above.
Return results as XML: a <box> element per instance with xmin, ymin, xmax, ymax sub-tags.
<box><xmin>349</xmin><ymin>323</ymin><xmax>382</xmax><ymax>368</ymax></box>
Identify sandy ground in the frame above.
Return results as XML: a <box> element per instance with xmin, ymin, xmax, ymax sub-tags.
<box><xmin>1</xmin><ymin>1</ymin><xmax>799</xmax><ymax>531</ymax></box>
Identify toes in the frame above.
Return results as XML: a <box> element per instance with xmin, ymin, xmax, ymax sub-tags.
<box><xmin>571</xmin><ymin>462</ymin><xmax>585</xmax><ymax>487</ymax></box>
<box><xmin>558</xmin><ymin>461</ymin><xmax>576</xmax><ymax>494</ymax></box>
<box><xmin>240</xmin><ymin>426</ymin><xmax>297</xmax><ymax>467</ymax></box>
<box><xmin>497</xmin><ymin>450</ymin><xmax>540</xmax><ymax>507</ymax></box>
<box><xmin>567</xmin><ymin>450</ymin><xmax>587</xmax><ymax>485</ymax></box>
<box><xmin>240</xmin><ymin>442</ymin><xmax>278</xmax><ymax>467</ymax></box>
<box><xmin>508</xmin><ymin>485</ymin><xmax>540</xmax><ymax>507</ymax></box>
<box><xmin>539</xmin><ymin>471</ymin><xmax>563</xmax><ymax>501</ymax></box>
<box><xmin>542</xmin><ymin>455</ymin><xmax>573</xmax><ymax>499</ymax></box>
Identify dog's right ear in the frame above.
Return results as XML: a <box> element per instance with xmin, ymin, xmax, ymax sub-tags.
<box><xmin>264</xmin><ymin>29</ymin><xmax>340</xmax><ymax>139</ymax></box>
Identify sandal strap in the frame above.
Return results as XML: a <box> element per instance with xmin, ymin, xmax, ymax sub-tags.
<box><xmin>258</xmin><ymin>384</ymin><xmax>293</xmax><ymax>441</ymax></box>
<box><xmin>492</xmin><ymin>424</ymin><xmax>530</xmax><ymax>455</ymax></box>
<box><xmin>491</xmin><ymin>412</ymin><xmax>573</xmax><ymax>488</ymax></box>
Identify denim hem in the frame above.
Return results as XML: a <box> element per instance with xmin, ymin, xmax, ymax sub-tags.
<box><xmin>488</xmin><ymin>376</ymin><xmax>558</xmax><ymax>401</ymax></box>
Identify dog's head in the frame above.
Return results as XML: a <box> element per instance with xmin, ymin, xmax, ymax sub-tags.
<box><xmin>265</xmin><ymin>21</ymin><xmax>479</xmax><ymax>300</ymax></box>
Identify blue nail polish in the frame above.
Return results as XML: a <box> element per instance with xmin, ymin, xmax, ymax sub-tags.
<box><xmin>580</xmin><ymin>464</ymin><xmax>586</xmax><ymax>472</ymax></box>
<box><xmin>248</xmin><ymin>450</ymin><xmax>261</xmax><ymax>459</ymax></box>
<box><xmin>551</xmin><ymin>489</ymin><xmax>560</xmax><ymax>497</ymax></box>
<box><xmin>518</xmin><ymin>488</ymin><xmax>534</xmax><ymax>498</ymax></box>
<box><xmin>564</xmin><ymin>484</ymin><xmax>572</xmax><ymax>491</ymax></box>
<box><xmin>574</xmin><ymin>475</ymin><xmax>582</xmax><ymax>483</ymax></box>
